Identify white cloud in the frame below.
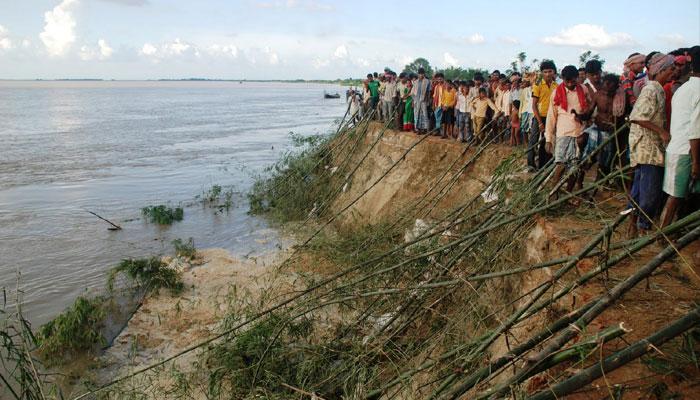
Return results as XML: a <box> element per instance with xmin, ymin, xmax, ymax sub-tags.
<box><xmin>466</xmin><ymin>33</ymin><xmax>485</xmax><ymax>44</ymax></box>
<box><xmin>139</xmin><ymin>38</ymin><xmax>198</xmax><ymax>60</ymax></box>
<box><xmin>542</xmin><ymin>24</ymin><xmax>634</xmax><ymax>49</ymax></box>
<box><xmin>264</xmin><ymin>46</ymin><xmax>279</xmax><ymax>64</ymax></box>
<box><xmin>443</xmin><ymin>52</ymin><xmax>458</xmax><ymax>67</ymax></box>
<box><xmin>79</xmin><ymin>39</ymin><xmax>113</xmax><ymax>61</ymax></box>
<box><xmin>0</xmin><ymin>25</ymin><xmax>12</xmax><ymax>50</ymax></box>
<box><xmin>208</xmin><ymin>44</ymin><xmax>238</xmax><ymax>58</ymax></box>
<box><xmin>98</xmin><ymin>39</ymin><xmax>113</xmax><ymax>58</ymax></box>
<box><xmin>354</xmin><ymin>57</ymin><xmax>370</xmax><ymax>68</ymax></box>
<box><xmin>40</xmin><ymin>0</ymin><xmax>78</xmax><ymax>56</ymax></box>
<box><xmin>333</xmin><ymin>44</ymin><xmax>348</xmax><ymax>59</ymax></box>
<box><xmin>141</xmin><ymin>43</ymin><xmax>157</xmax><ymax>56</ymax></box>
<box><xmin>312</xmin><ymin>57</ymin><xmax>330</xmax><ymax>69</ymax></box>
<box><xmin>658</xmin><ymin>33</ymin><xmax>688</xmax><ymax>47</ymax></box>
<box><xmin>499</xmin><ymin>36</ymin><xmax>520</xmax><ymax>45</ymax></box>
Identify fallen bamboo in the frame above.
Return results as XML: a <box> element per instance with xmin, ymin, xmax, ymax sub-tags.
<box><xmin>479</xmin><ymin>224</ymin><xmax>700</xmax><ymax>399</ymax></box>
<box><xmin>435</xmin><ymin>213</ymin><xmax>628</xmax><ymax>400</ymax></box>
<box><xmin>527</xmin><ymin>305</ymin><xmax>700</xmax><ymax>400</ymax></box>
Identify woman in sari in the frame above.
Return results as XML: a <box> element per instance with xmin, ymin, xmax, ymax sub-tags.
<box><xmin>402</xmin><ymin>73</ymin><xmax>415</xmax><ymax>131</ymax></box>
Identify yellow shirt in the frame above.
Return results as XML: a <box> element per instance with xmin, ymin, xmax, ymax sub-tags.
<box><xmin>470</xmin><ymin>97</ymin><xmax>497</xmax><ymax>118</ymax></box>
<box><xmin>441</xmin><ymin>89</ymin><xmax>457</xmax><ymax>107</ymax></box>
<box><xmin>532</xmin><ymin>79</ymin><xmax>557</xmax><ymax>117</ymax></box>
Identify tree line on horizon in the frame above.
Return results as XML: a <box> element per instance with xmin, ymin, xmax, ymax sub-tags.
<box><xmin>391</xmin><ymin>50</ymin><xmax>605</xmax><ymax>81</ymax></box>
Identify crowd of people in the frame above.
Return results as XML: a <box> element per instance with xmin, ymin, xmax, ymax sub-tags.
<box><xmin>346</xmin><ymin>45</ymin><xmax>699</xmax><ymax>237</ymax></box>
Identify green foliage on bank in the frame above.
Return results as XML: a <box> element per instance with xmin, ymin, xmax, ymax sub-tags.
<box><xmin>37</xmin><ymin>296</ymin><xmax>107</xmax><ymax>364</ymax></box>
<box><xmin>108</xmin><ymin>257</ymin><xmax>184</xmax><ymax>295</ymax></box>
<box><xmin>247</xmin><ymin>132</ymin><xmax>336</xmax><ymax>223</ymax></box>
<box><xmin>141</xmin><ymin>205</ymin><xmax>184</xmax><ymax>224</ymax></box>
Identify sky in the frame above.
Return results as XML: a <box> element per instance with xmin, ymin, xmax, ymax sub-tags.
<box><xmin>0</xmin><ymin>0</ymin><xmax>698</xmax><ymax>80</ymax></box>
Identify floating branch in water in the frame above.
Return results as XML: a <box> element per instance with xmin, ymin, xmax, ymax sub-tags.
<box><xmin>86</xmin><ymin>210</ymin><xmax>122</xmax><ymax>230</ymax></box>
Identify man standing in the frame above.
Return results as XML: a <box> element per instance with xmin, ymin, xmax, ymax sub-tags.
<box><xmin>432</xmin><ymin>73</ymin><xmax>445</xmax><ymax>135</ymax></box>
<box><xmin>367</xmin><ymin>74</ymin><xmax>380</xmax><ymax>120</ymax></box>
<box><xmin>584</xmin><ymin>59</ymin><xmax>603</xmax><ymax>94</ymax></box>
<box><xmin>382</xmin><ymin>72</ymin><xmax>399</xmax><ymax>125</ymax></box>
<box><xmin>544</xmin><ymin>65</ymin><xmax>590</xmax><ymax>199</ymax></box>
<box><xmin>660</xmin><ymin>46</ymin><xmax>700</xmax><ymax>228</ymax></box>
<box><xmin>412</xmin><ymin>67</ymin><xmax>431</xmax><ymax>134</ymax></box>
<box><xmin>627</xmin><ymin>53</ymin><xmax>676</xmax><ymax>236</ymax></box>
<box><xmin>528</xmin><ymin>60</ymin><xmax>558</xmax><ymax>171</ymax></box>
<box><xmin>396</xmin><ymin>72</ymin><xmax>407</xmax><ymax>130</ymax></box>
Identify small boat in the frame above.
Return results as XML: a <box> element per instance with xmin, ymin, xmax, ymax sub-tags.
<box><xmin>324</xmin><ymin>92</ymin><xmax>341</xmax><ymax>99</ymax></box>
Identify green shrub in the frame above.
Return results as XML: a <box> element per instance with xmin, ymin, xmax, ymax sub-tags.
<box><xmin>200</xmin><ymin>184</ymin><xmax>234</xmax><ymax>213</ymax></box>
<box><xmin>108</xmin><ymin>257</ymin><xmax>184</xmax><ymax>295</ymax></box>
<box><xmin>37</xmin><ymin>296</ymin><xmax>106</xmax><ymax>364</ymax></box>
<box><xmin>247</xmin><ymin>133</ymin><xmax>335</xmax><ymax>223</ymax></box>
<box><xmin>141</xmin><ymin>205</ymin><xmax>184</xmax><ymax>224</ymax></box>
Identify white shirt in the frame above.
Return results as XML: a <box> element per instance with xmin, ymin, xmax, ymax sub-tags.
<box><xmin>456</xmin><ymin>92</ymin><xmax>468</xmax><ymax>113</ymax></box>
<box><xmin>383</xmin><ymin>80</ymin><xmax>398</xmax><ymax>102</ymax></box>
<box><xmin>498</xmin><ymin>90</ymin><xmax>511</xmax><ymax>114</ymax></box>
<box><xmin>467</xmin><ymin>87</ymin><xmax>479</xmax><ymax>113</ymax></box>
<box><xmin>519</xmin><ymin>87</ymin><xmax>532</xmax><ymax>114</ymax></box>
<box><xmin>667</xmin><ymin>77</ymin><xmax>700</xmax><ymax>155</ymax></box>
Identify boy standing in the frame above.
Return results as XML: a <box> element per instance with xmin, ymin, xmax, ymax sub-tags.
<box><xmin>456</xmin><ymin>82</ymin><xmax>471</xmax><ymax>142</ymax></box>
<box><xmin>529</xmin><ymin>60</ymin><xmax>558</xmax><ymax>171</ymax></box>
<box><xmin>440</xmin><ymin>81</ymin><xmax>457</xmax><ymax>139</ymax></box>
<box><xmin>470</xmin><ymin>88</ymin><xmax>498</xmax><ymax>144</ymax></box>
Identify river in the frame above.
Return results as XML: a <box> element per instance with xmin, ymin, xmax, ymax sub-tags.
<box><xmin>0</xmin><ymin>80</ymin><xmax>347</xmax><ymax>324</ymax></box>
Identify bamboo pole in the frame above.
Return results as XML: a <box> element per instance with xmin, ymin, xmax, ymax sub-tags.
<box><xmin>479</xmin><ymin>224</ymin><xmax>700</xmax><ymax>399</ymax></box>
<box><xmin>527</xmin><ymin>306</ymin><xmax>700</xmax><ymax>400</ymax></box>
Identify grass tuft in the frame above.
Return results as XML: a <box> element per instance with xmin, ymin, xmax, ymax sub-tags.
<box><xmin>141</xmin><ymin>205</ymin><xmax>184</xmax><ymax>224</ymax></box>
<box><xmin>37</xmin><ymin>296</ymin><xmax>106</xmax><ymax>364</ymax></box>
<box><xmin>108</xmin><ymin>257</ymin><xmax>184</xmax><ymax>295</ymax></box>
<box><xmin>172</xmin><ymin>237</ymin><xmax>197</xmax><ymax>260</ymax></box>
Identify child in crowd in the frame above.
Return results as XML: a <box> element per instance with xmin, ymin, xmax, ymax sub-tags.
<box><xmin>470</xmin><ymin>88</ymin><xmax>498</xmax><ymax>143</ymax></box>
<box><xmin>440</xmin><ymin>81</ymin><xmax>457</xmax><ymax>139</ymax></box>
<box><xmin>496</xmin><ymin>79</ymin><xmax>511</xmax><ymax>142</ymax></box>
<box><xmin>456</xmin><ymin>82</ymin><xmax>471</xmax><ymax>142</ymax></box>
<box><xmin>401</xmin><ymin>74</ymin><xmax>414</xmax><ymax>131</ymax></box>
<box><xmin>510</xmin><ymin>100</ymin><xmax>521</xmax><ymax>146</ymax></box>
